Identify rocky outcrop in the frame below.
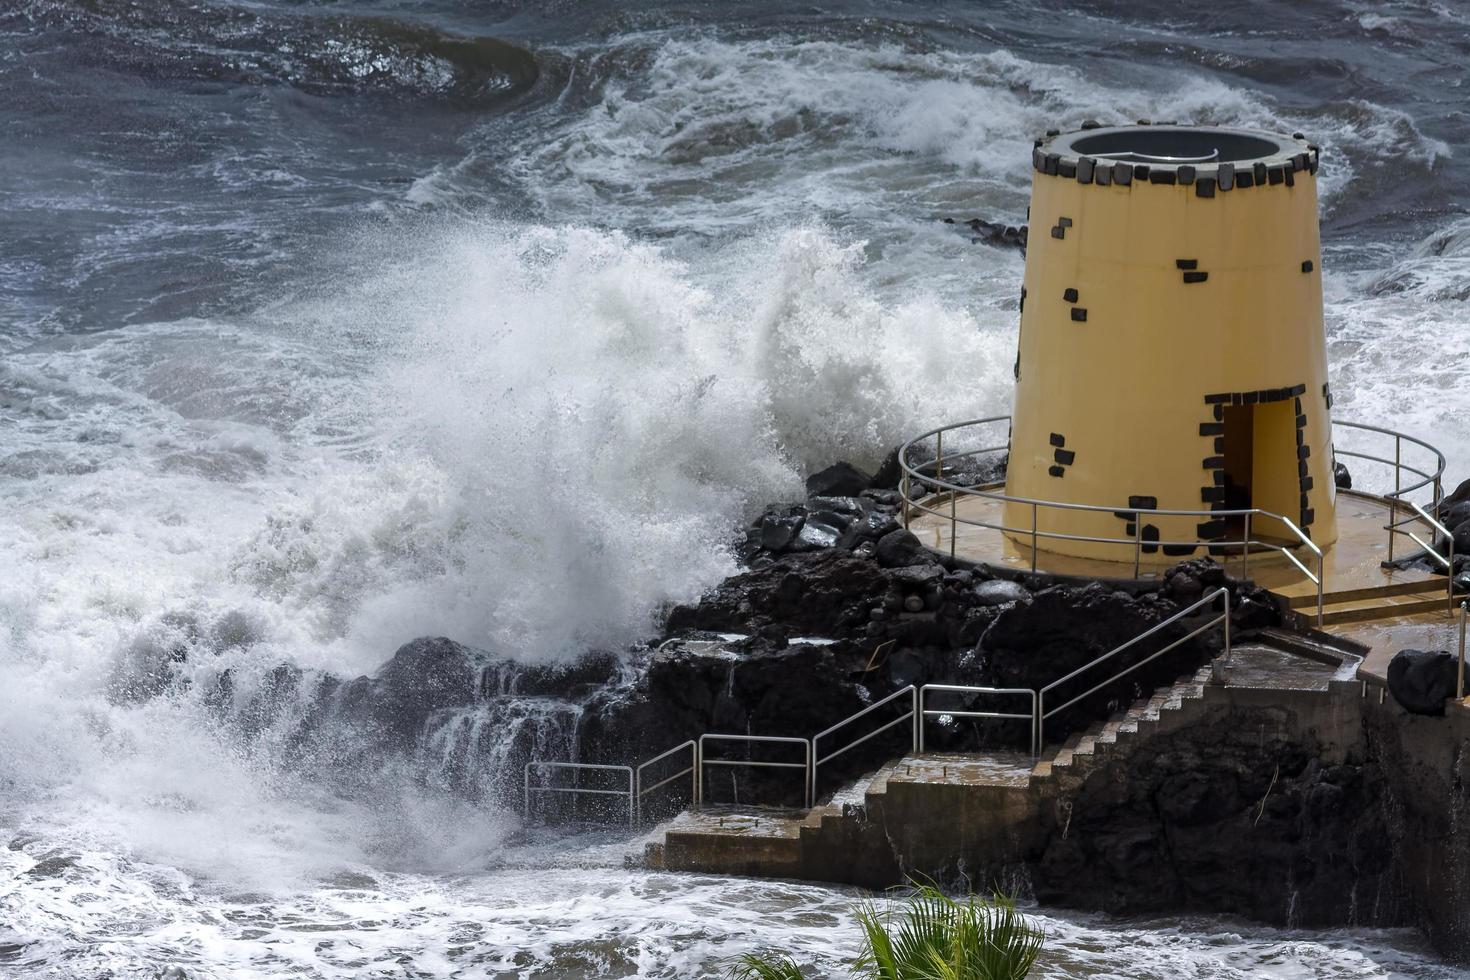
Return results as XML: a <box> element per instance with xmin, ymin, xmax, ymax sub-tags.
<box><xmin>943</xmin><ymin>216</ymin><xmax>1028</xmax><ymax>251</ymax></box>
<box><xmin>1035</xmin><ymin>708</ymin><xmax>1404</xmax><ymax>926</ymax></box>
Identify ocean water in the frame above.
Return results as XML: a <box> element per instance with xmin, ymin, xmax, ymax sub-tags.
<box><xmin>1</xmin><ymin>1</ymin><xmax>1468</xmax><ymax>976</ymax></box>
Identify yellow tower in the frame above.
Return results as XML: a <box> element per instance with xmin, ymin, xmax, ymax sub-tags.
<box><xmin>1004</xmin><ymin>124</ymin><xmax>1338</xmax><ymax>564</ymax></box>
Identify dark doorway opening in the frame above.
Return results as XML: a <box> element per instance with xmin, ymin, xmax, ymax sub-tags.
<box><xmin>1220</xmin><ymin>405</ymin><xmax>1254</xmax><ymax>540</ymax></box>
<box><xmin>1217</xmin><ymin>400</ymin><xmax>1298</xmax><ymax>547</ymax></box>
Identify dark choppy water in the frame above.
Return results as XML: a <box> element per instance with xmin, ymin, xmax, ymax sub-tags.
<box><xmin>2</xmin><ymin>1</ymin><xmax>1468</xmax><ymax>976</ymax></box>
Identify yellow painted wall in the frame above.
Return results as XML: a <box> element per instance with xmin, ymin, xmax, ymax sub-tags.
<box><xmin>1003</xmin><ymin>136</ymin><xmax>1337</xmax><ymax>565</ymax></box>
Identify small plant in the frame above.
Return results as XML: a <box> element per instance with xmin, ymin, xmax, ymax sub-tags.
<box><xmin>730</xmin><ymin>952</ymin><xmax>807</xmax><ymax>980</ymax></box>
<box><xmin>729</xmin><ymin>885</ymin><xmax>1043</xmax><ymax>980</ymax></box>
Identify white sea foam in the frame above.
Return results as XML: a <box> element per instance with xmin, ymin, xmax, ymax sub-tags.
<box><xmin>2</xmin><ymin>23</ymin><xmax>1465</xmax><ymax>979</ymax></box>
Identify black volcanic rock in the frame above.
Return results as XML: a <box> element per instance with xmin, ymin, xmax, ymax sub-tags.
<box><xmin>874</xmin><ymin>528</ymin><xmax>932</xmax><ymax>568</ymax></box>
<box><xmin>806</xmin><ymin>461</ymin><xmax>872</xmax><ymax>498</ymax></box>
<box><xmin>1387</xmin><ymin>649</ymin><xmax>1464</xmax><ymax>716</ymax></box>
<box><xmin>1035</xmin><ymin>709</ymin><xmax>1400</xmax><ymax>928</ymax></box>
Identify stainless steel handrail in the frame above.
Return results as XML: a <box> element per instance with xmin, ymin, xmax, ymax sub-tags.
<box><xmin>1334</xmin><ymin>420</ymin><xmax>1446</xmax><ymax>503</ymax></box>
<box><xmin>919</xmin><ymin>685</ymin><xmax>1040</xmax><ymax>756</ymax></box>
<box><xmin>528</xmin><ymin>588</ymin><xmax>1232</xmax><ymax>827</ymax></box>
<box><xmin>898</xmin><ymin>416</ymin><xmax>1325</xmax><ymax>623</ymax></box>
<box><xmin>1037</xmin><ymin>588</ymin><xmax>1231</xmax><ymax>749</ymax></box>
<box><xmin>1405</xmin><ymin>501</ymin><xmax>1456</xmax><ymax>615</ymax></box>
<box><xmin>634</xmin><ymin>740</ymin><xmax>697</xmax><ymax>825</ymax></box>
<box><xmin>697</xmin><ymin>734</ymin><xmax>812</xmax><ymax>808</ymax></box>
<box><xmin>1460</xmin><ymin>600</ymin><xmax>1468</xmax><ymax>701</ymax></box>
<box><xmin>1332</xmin><ymin>420</ymin><xmax>1447</xmax><ymax>574</ymax></box>
<box><xmin>523</xmin><ymin>761</ymin><xmax>635</xmax><ymax>827</ymax></box>
<box><xmin>810</xmin><ymin>686</ymin><xmax>917</xmax><ymax>803</ymax></box>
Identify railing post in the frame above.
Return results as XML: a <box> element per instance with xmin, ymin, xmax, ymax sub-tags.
<box><xmin>1388</xmin><ymin>497</ymin><xmax>1397</xmax><ymax>563</ymax></box>
<box><xmin>804</xmin><ymin>741</ymin><xmax>813</xmax><ymax>808</ymax></box>
<box><xmin>1450</xmin><ymin>529</ymin><xmax>1457</xmax><ymax>618</ymax></box>
<box><xmin>1031</xmin><ymin>691</ymin><xmax>1040</xmax><ymax>758</ymax></box>
<box><xmin>1132</xmin><ymin>517</ymin><xmax>1142</xmax><ymax>579</ymax></box>
<box><xmin>1036</xmin><ymin>691</ymin><xmax>1044</xmax><ymax>753</ymax></box>
<box><xmin>1030</xmin><ymin>502</ymin><xmax>1038</xmax><ymax>573</ymax></box>
<box><xmin>1459</xmin><ymin>601</ymin><xmax>1467</xmax><ymax>701</ymax></box>
<box><xmin>1389</xmin><ymin>435</ymin><xmax>1401</xmax><ymax>563</ymax></box>
<box><xmin>901</xmin><ymin>472</ymin><xmax>910</xmax><ymax>529</ymax></box>
<box><xmin>1323</xmin><ymin>552</ymin><xmax>1334</xmax><ymax>628</ymax></box>
<box><xmin>1242</xmin><ymin>512</ymin><xmax>1251</xmax><ymax>578</ymax></box>
<box><xmin>918</xmin><ymin>687</ymin><xmax>927</xmax><ymax>752</ymax></box>
<box><xmin>950</xmin><ymin>488</ymin><xmax>958</xmax><ymax>560</ymax></box>
<box><xmin>936</xmin><ymin>431</ymin><xmax>944</xmax><ymax>490</ymax></box>
<box><xmin>1214</xmin><ymin>590</ymin><xmax>1232</xmax><ymax>684</ymax></box>
<box><xmin>694</xmin><ymin>739</ymin><xmax>704</xmax><ymax>807</ymax></box>
<box><xmin>911</xmin><ymin>686</ymin><xmax>920</xmax><ymax>752</ymax></box>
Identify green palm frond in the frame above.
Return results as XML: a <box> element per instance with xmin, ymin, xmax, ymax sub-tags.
<box><xmin>728</xmin><ymin>952</ymin><xmax>807</xmax><ymax>980</ymax></box>
<box><xmin>852</xmin><ymin>884</ymin><xmax>1044</xmax><ymax>980</ymax></box>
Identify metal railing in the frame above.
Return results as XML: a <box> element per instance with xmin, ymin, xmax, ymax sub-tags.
<box><xmin>1038</xmin><ymin>588</ymin><xmax>1230</xmax><ymax>747</ymax></box>
<box><xmin>1332</xmin><ymin>421</ymin><xmax>1454</xmax><ymax>614</ymax></box>
<box><xmin>523</xmin><ymin>761</ymin><xmax>635</xmax><ymax>827</ymax></box>
<box><xmin>523</xmin><ymin>588</ymin><xmax>1232</xmax><ymax>827</ymax></box>
<box><xmin>897</xmin><ymin>418</ymin><xmax>1323</xmax><ymax>619</ymax></box>
<box><xmin>697</xmin><ymin>734</ymin><xmax>812</xmax><ymax>808</ymax></box>
<box><xmin>811</xmin><ymin>685</ymin><xmax>917</xmax><ymax>803</ymax></box>
<box><xmin>919</xmin><ymin>685</ymin><xmax>1039</xmax><ymax>756</ymax></box>
<box><xmin>635</xmin><ymin>740</ymin><xmax>696</xmax><ymax>825</ymax></box>
<box><xmin>1459</xmin><ymin>600</ymin><xmax>1468</xmax><ymax>702</ymax></box>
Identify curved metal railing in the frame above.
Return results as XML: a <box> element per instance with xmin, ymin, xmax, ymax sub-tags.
<box><xmin>897</xmin><ymin>415</ymin><xmax>1454</xmax><ymax>624</ymax></box>
<box><xmin>1331</xmin><ymin>421</ymin><xmax>1451</xmax><ymax>588</ymax></box>
<box><xmin>897</xmin><ymin>416</ymin><xmax>1326</xmax><ymax>623</ymax></box>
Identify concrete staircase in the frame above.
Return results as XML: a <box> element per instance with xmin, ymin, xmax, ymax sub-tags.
<box><xmin>1280</xmin><ymin>578</ymin><xmax>1452</xmax><ymax>626</ymax></box>
<box><xmin>646</xmin><ymin>667</ymin><xmax>1220</xmax><ymax>878</ymax></box>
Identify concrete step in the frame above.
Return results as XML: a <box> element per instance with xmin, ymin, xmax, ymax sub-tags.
<box><xmin>1284</xmin><ymin>577</ymin><xmax>1443</xmax><ymax>608</ymax></box>
<box><xmin>1317</xmin><ymin>590</ymin><xmax>1451</xmax><ymax>625</ymax></box>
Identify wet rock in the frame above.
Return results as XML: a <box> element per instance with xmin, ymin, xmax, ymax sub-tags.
<box><xmin>890</xmin><ymin>564</ymin><xmax>944</xmax><ymax>588</ymax></box>
<box><xmin>1452</xmin><ymin>522</ymin><xmax>1470</xmax><ymax>557</ymax></box>
<box><xmin>806</xmin><ymin>462</ymin><xmax>872</xmax><ymax>498</ymax></box>
<box><xmin>836</xmin><ymin>510</ymin><xmax>900</xmax><ymax>550</ymax></box>
<box><xmin>874</xmin><ymin>529</ymin><xmax>932</xmax><ymax>568</ymax></box>
<box><xmin>1387</xmin><ymin>649</ymin><xmax>1463</xmax><ymax>715</ymax></box>
<box><xmin>578</xmin><ymin>637</ymin><xmax>873</xmax><ymax>806</ymax></box>
<box><xmin>791</xmin><ymin>519</ymin><xmax>841</xmax><ymax>551</ymax></box>
<box><xmin>979</xmin><ymin>582</ymin><xmax>1200</xmax><ymax>734</ymax></box>
<box><xmin>25</xmin><ymin>854</ymin><xmax>78</xmax><ymax>877</ymax></box>
<box><xmin>1166</xmin><ymin>570</ymin><xmax>1205</xmax><ymax>601</ymax></box>
<box><xmin>869</xmin><ymin>447</ymin><xmax>904</xmax><ymax>490</ymax></box>
<box><xmin>944</xmin><ymin>216</ymin><xmax>1028</xmax><ymax>251</ymax></box>
<box><xmin>759</xmin><ymin>512</ymin><xmax>805</xmax><ymax>551</ymax></box>
<box><xmin>973</xmin><ymin>579</ymin><xmax>1029</xmax><ymax>607</ymax></box>
<box><xmin>1035</xmin><ymin>711</ymin><xmax>1398</xmax><ymax>928</ymax></box>
<box><xmin>665</xmin><ymin>550</ymin><xmax>892</xmax><ymax>639</ymax></box>
<box><xmin>1334</xmin><ymin>460</ymin><xmax>1352</xmax><ymax>490</ymax></box>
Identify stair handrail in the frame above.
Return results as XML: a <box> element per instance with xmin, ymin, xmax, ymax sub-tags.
<box><xmin>1036</xmin><ymin>587</ymin><xmax>1231</xmax><ymax>749</ymax></box>
<box><xmin>634</xmin><ymin>739</ymin><xmax>697</xmax><ymax>826</ymax></box>
<box><xmin>810</xmin><ymin>685</ymin><xmax>918</xmax><ymax>804</ymax></box>
<box><xmin>697</xmin><ymin>734</ymin><xmax>812</xmax><ymax>808</ymax></box>
<box><xmin>917</xmin><ymin>685</ymin><xmax>1040</xmax><ymax>756</ymax></box>
<box><xmin>523</xmin><ymin>761</ymin><xmax>635</xmax><ymax>827</ymax></box>
<box><xmin>1402</xmin><ymin>501</ymin><xmax>1456</xmax><ymax>616</ymax></box>
<box><xmin>526</xmin><ymin>591</ymin><xmax>1233</xmax><ymax>826</ymax></box>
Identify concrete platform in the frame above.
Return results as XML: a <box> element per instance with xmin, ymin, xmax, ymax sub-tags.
<box><xmin>909</xmin><ymin>489</ymin><xmax>1438</xmax><ymax>593</ymax></box>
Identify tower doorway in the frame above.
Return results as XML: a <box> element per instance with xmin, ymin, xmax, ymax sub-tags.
<box><xmin>1220</xmin><ymin>400</ymin><xmax>1299</xmax><ymax>545</ymax></box>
